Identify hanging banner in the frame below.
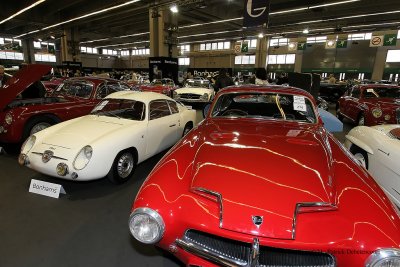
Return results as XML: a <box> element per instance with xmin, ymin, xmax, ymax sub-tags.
<box><xmin>297</xmin><ymin>42</ymin><xmax>306</xmax><ymax>50</ymax></box>
<box><xmin>336</xmin><ymin>40</ymin><xmax>348</xmax><ymax>48</ymax></box>
<box><xmin>243</xmin><ymin>0</ymin><xmax>270</xmax><ymax>28</ymax></box>
<box><xmin>369</xmin><ymin>36</ymin><xmax>384</xmax><ymax>47</ymax></box>
<box><xmin>383</xmin><ymin>34</ymin><xmax>397</xmax><ymax>46</ymax></box>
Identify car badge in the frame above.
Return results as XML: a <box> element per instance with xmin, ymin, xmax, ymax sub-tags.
<box><xmin>42</xmin><ymin>150</ymin><xmax>54</xmax><ymax>163</ymax></box>
<box><xmin>252</xmin><ymin>215</ymin><xmax>263</xmax><ymax>227</ymax></box>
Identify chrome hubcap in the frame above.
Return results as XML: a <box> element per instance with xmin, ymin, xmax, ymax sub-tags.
<box><xmin>31</xmin><ymin>122</ymin><xmax>51</xmax><ymax>135</ymax></box>
<box><xmin>354</xmin><ymin>153</ymin><xmax>366</xmax><ymax>168</ymax></box>
<box><xmin>117</xmin><ymin>153</ymin><xmax>134</xmax><ymax>178</ymax></box>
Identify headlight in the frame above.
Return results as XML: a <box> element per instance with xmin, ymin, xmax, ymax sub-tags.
<box><xmin>129</xmin><ymin>208</ymin><xmax>165</xmax><ymax>244</ymax></box>
<box><xmin>173</xmin><ymin>91</ymin><xmax>178</xmax><ymax>99</ymax></box>
<box><xmin>5</xmin><ymin>112</ymin><xmax>13</xmax><ymax>125</ymax></box>
<box><xmin>372</xmin><ymin>108</ymin><xmax>382</xmax><ymax>118</ymax></box>
<box><xmin>21</xmin><ymin>135</ymin><xmax>36</xmax><ymax>153</ymax></box>
<box><xmin>201</xmin><ymin>93</ymin><xmax>208</xmax><ymax>100</ymax></box>
<box><xmin>73</xmin><ymin>145</ymin><xmax>93</xmax><ymax>170</ymax></box>
<box><xmin>365</xmin><ymin>249</ymin><xmax>400</xmax><ymax>266</ymax></box>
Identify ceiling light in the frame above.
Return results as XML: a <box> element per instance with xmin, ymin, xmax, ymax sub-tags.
<box><xmin>0</xmin><ymin>0</ymin><xmax>46</xmax><ymax>25</ymax></box>
<box><xmin>270</xmin><ymin>0</ymin><xmax>360</xmax><ymax>15</ymax></box>
<box><xmin>258</xmin><ymin>33</ymin><xmax>264</xmax><ymax>38</ymax></box>
<box><xmin>178</xmin><ymin>29</ymin><xmax>242</xmax><ymax>39</ymax></box>
<box><xmin>170</xmin><ymin>5</ymin><xmax>178</xmax><ymax>13</ymax></box>
<box><xmin>50</xmin><ymin>35</ymin><xmax>55</xmax><ymax>39</ymax></box>
<box><xmin>80</xmin><ymin>32</ymin><xmax>149</xmax><ymax>44</ymax></box>
<box><xmin>37</xmin><ymin>38</ymin><xmax>42</xmax><ymax>42</ymax></box>
<box><xmin>303</xmin><ymin>28</ymin><xmax>309</xmax><ymax>34</ymax></box>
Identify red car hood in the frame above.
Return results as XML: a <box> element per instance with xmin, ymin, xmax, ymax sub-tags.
<box><xmin>0</xmin><ymin>64</ymin><xmax>52</xmax><ymax>110</ymax></box>
<box><xmin>190</xmin><ymin>119</ymin><xmax>335</xmax><ymax>240</ymax></box>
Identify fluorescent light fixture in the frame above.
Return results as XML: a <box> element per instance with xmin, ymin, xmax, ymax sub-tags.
<box><xmin>37</xmin><ymin>38</ymin><xmax>42</xmax><ymax>42</ymax></box>
<box><xmin>343</xmin><ymin>21</ymin><xmax>400</xmax><ymax>28</ymax></box>
<box><xmin>80</xmin><ymin>32</ymin><xmax>149</xmax><ymax>44</ymax></box>
<box><xmin>178</xmin><ymin>29</ymin><xmax>242</xmax><ymax>39</ymax></box>
<box><xmin>15</xmin><ymin>0</ymin><xmax>141</xmax><ymax>38</ymax></box>
<box><xmin>170</xmin><ymin>5</ymin><xmax>178</xmax><ymax>13</ymax></box>
<box><xmin>0</xmin><ymin>0</ymin><xmax>46</xmax><ymax>25</ymax></box>
<box><xmin>258</xmin><ymin>33</ymin><xmax>264</xmax><ymax>38</ymax></box>
<box><xmin>180</xmin><ymin>17</ymin><xmax>242</xmax><ymax>29</ymax></box>
<box><xmin>270</xmin><ymin>0</ymin><xmax>360</xmax><ymax>15</ymax></box>
<box><xmin>303</xmin><ymin>28</ymin><xmax>309</xmax><ymax>34</ymax></box>
<box><xmin>96</xmin><ymin>40</ymin><xmax>149</xmax><ymax>48</ymax></box>
<box><xmin>50</xmin><ymin>36</ymin><xmax>55</xmax><ymax>39</ymax></box>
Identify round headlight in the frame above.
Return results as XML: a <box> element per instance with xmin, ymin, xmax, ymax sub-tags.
<box><xmin>173</xmin><ymin>91</ymin><xmax>178</xmax><ymax>98</ymax></box>
<box><xmin>129</xmin><ymin>208</ymin><xmax>165</xmax><ymax>244</ymax></box>
<box><xmin>5</xmin><ymin>112</ymin><xmax>13</xmax><ymax>125</ymax></box>
<box><xmin>201</xmin><ymin>93</ymin><xmax>208</xmax><ymax>100</ymax></box>
<box><xmin>73</xmin><ymin>145</ymin><xmax>93</xmax><ymax>170</ymax></box>
<box><xmin>365</xmin><ymin>249</ymin><xmax>400</xmax><ymax>267</ymax></box>
<box><xmin>21</xmin><ymin>135</ymin><xmax>36</xmax><ymax>153</ymax></box>
<box><xmin>371</xmin><ymin>108</ymin><xmax>382</xmax><ymax>118</ymax></box>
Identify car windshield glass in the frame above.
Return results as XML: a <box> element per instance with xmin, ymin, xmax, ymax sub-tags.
<box><xmin>91</xmin><ymin>99</ymin><xmax>145</xmax><ymax>121</ymax></box>
<box><xmin>53</xmin><ymin>81</ymin><xmax>93</xmax><ymax>99</ymax></box>
<box><xmin>363</xmin><ymin>87</ymin><xmax>400</xmax><ymax>99</ymax></box>
<box><xmin>211</xmin><ymin>92</ymin><xmax>317</xmax><ymax>123</ymax></box>
<box><xmin>185</xmin><ymin>80</ymin><xmax>210</xmax><ymax>88</ymax></box>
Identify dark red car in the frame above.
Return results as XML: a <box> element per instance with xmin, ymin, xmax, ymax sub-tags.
<box><xmin>0</xmin><ymin>64</ymin><xmax>132</xmax><ymax>143</ymax></box>
<box><xmin>336</xmin><ymin>84</ymin><xmax>400</xmax><ymax>126</ymax></box>
<box><xmin>129</xmin><ymin>86</ymin><xmax>400</xmax><ymax>266</ymax></box>
<box><xmin>139</xmin><ymin>78</ymin><xmax>178</xmax><ymax>97</ymax></box>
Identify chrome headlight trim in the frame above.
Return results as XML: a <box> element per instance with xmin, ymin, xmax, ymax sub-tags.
<box><xmin>73</xmin><ymin>145</ymin><xmax>93</xmax><ymax>170</ymax></box>
<box><xmin>365</xmin><ymin>248</ymin><xmax>400</xmax><ymax>267</ymax></box>
<box><xmin>21</xmin><ymin>135</ymin><xmax>36</xmax><ymax>153</ymax></box>
<box><xmin>128</xmin><ymin>207</ymin><xmax>165</xmax><ymax>244</ymax></box>
<box><xmin>371</xmin><ymin>108</ymin><xmax>382</xmax><ymax>118</ymax></box>
<box><xmin>5</xmin><ymin>112</ymin><xmax>13</xmax><ymax>125</ymax></box>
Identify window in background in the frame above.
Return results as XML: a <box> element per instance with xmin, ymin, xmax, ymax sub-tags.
<box><xmin>386</xmin><ymin>50</ymin><xmax>400</xmax><ymax>63</ymax></box>
<box><xmin>178</xmin><ymin>57</ymin><xmax>190</xmax><ymax>65</ymax></box>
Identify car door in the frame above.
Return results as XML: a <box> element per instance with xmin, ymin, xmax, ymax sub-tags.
<box><xmin>345</xmin><ymin>87</ymin><xmax>361</xmax><ymax>121</ymax></box>
<box><xmin>145</xmin><ymin>99</ymin><xmax>177</xmax><ymax>156</ymax></box>
<box><xmin>63</xmin><ymin>80</ymin><xmax>99</xmax><ymax>120</ymax></box>
<box><xmin>167</xmin><ymin>100</ymin><xmax>182</xmax><ymax>141</ymax></box>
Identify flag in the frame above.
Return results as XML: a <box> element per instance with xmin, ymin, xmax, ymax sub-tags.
<box><xmin>369</xmin><ymin>36</ymin><xmax>384</xmax><ymax>47</ymax></box>
<box><xmin>383</xmin><ymin>34</ymin><xmax>397</xmax><ymax>46</ymax></box>
<box><xmin>243</xmin><ymin>0</ymin><xmax>270</xmax><ymax>28</ymax></box>
<box><xmin>297</xmin><ymin>42</ymin><xmax>306</xmax><ymax>50</ymax></box>
<box><xmin>288</xmin><ymin>42</ymin><xmax>297</xmax><ymax>51</ymax></box>
<box><xmin>325</xmin><ymin>40</ymin><xmax>336</xmax><ymax>49</ymax></box>
<box><xmin>336</xmin><ymin>40</ymin><xmax>347</xmax><ymax>48</ymax></box>
<box><xmin>241</xmin><ymin>41</ymin><xmax>249</xmax><ymax>52</ymax></box>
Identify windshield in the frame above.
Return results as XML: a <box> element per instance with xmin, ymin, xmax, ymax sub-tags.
<box><xmin>91</xmin><ymin>99</ymin><xmax>145</xmax><ymax>120</ymax></box>
<box><xmin>363</xmin><ymin>87</ymin><xmax>400</xmax><ymax>99</ymax></box>
<box><xmin>53</xmin><ymin>80</ymin><xmax>94</xmax><ymax>98</ymax></box>
<box><xmin>211</xmin><ymin>92</ymin><xmax>317</xmax><ymax>123</ymax></box>
<box><xmin>185</xmin><ymin>80</ymin><xmax>211</xmax><ymax>88</ymax></box>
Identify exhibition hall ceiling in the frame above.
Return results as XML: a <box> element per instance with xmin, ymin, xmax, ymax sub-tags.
<box><xmin>0</xmin><ymin>0</ymin><xmax>399</xmax><ymax>49</ymax></box>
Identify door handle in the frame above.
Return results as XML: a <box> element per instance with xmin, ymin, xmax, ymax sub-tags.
<box><xmin>169</xmin><ymin>124</ymin><xmax>176</xmax><ymax>127</ymax></box>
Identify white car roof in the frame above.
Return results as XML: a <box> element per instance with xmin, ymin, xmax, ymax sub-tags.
<box><xmin>105</xmin><ymin>91</ymin><xmax>172</xmax><ymax>104</ymax></box>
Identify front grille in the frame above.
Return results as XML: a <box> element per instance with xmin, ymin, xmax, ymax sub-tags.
<box><xmin>179</xmin><ymin>93</ymin><xmax>201</xmax><ymax>100</ymax></box>
<box><xmin>396</xmin><ymin>108</ymin><xmax>400</xmax><ymax>124</ymax></box>
<box><xmin>183</xmin><ymin>230</ymin><xmax>335</xmax><ymax>267</ymax></box>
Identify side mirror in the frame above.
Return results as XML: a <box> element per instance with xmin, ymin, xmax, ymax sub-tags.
<box><xmin>203</xmin><ymin>103</ymin><xmax>211</xmax><ymax>118</ymax></box>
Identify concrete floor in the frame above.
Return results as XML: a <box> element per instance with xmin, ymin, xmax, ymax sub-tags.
<box><xmin>0</xmin><ymin>107</ymin><xmax>353</xmax><ymax>267</ymax></box>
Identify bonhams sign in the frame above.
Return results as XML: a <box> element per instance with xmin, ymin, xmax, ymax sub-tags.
<box><xmin>243</xmin><ymin>0</ymin><xmax>270</xmax><ymax>28</ymax></box>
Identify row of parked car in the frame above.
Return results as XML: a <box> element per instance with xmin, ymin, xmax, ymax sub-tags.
<box><xmin>1</xmin><ymin>64</ymin><xmax>400</xmax><ymax>266</ymax></box>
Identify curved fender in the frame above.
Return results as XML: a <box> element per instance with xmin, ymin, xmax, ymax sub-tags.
<box><xmin>345</xmin><ymin>135</ymin><xmax>374</xmax><ymax>155</ymax></box>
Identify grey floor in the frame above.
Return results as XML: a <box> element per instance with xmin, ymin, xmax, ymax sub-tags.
<box><xmin>0</xmin><ymin>107</ymin><xmax>352</xmax><ymax>267</ymax></box>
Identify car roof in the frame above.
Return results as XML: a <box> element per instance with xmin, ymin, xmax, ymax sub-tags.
<box><xmin>105</xmin><ymin>91</ymin><xmax>172</xmax><ymax>103</ymax></box>
<box><xmin>219</xmin><ymin>85</ymin><xmax>315</xmax><ymax>99</ymax></box>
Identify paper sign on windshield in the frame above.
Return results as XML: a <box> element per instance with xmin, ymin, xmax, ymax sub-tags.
<box><xmin>293</xmin><ymin>96</ymin><xmax>307</xmax><ymax>112</ymax></box>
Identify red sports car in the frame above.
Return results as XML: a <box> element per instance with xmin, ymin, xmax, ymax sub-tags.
<box><xmin>139</xmin><ymin>78</ymin><xmax>178</xmax><ymax>97</ymax></box>
<box><xmin>336</xmin><ymin>84</ymin><xmax>400</xmax><ymax>126</ymax></box>
<box><xmin>0</xmin><ymin>64</ymin><xmax>132</xmax><ymax>143</ymax></box>
<box><xmin>129</xmin><ymin>86</ymin><xmax>400</xmax><ymax>266</ymax></box>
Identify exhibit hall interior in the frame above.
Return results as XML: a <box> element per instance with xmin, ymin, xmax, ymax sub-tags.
<box><xmin>1</xmin><ymin>0</ymin><xmax>400</xmax><ymax>266</ymax></box>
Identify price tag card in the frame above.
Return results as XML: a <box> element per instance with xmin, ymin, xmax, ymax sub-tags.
<box><xmin>293</xmin><ymin>96</ymin><xmax>307</xmax><ymax>112</ymax></box>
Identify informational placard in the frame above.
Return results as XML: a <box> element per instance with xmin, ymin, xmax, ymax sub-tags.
<box><xmin>29</xmin><ymin>179</ymin><xmax>66</xmax><ymax>199</ymax></box>
<box><xmin>293</xmin><ymin>96</ymin><xmax>307</xmax><ymax>112</ymax></box>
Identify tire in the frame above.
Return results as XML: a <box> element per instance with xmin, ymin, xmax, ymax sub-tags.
<box><xmin>336</xmin><ymin>105</ymin><xmax>343</xmax><ymax>121</ymax></box>
<box><xmin>23</xmin><ymin>116</ymin><xmax>57</xmax><ymax>141</ymax></box>
<box><xmin>107</xmin><ymin>149</ymin><xmax>137</xmax><ymax>184</ymax></box>
<box><xmin>350</xmin><ymin>145</ymin><xmax>369</xmax><ymax>169</ymax></box>
<box><xmin>182</xmin><ymin>122</ymin><xmax>193</xmax><ymax>137</ymax></box>
<box><xmin>357</xmin><ymin>113</ymin><xmax>365</xmax><ymax>126</ymax></box>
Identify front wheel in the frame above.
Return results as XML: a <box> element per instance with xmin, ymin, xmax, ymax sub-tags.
<box><xmin>107</xmin><ymin>150</ymin><xmax>137</xmax><ymax>184</ymax></box>
<box><xmin>350</xmin><ymin>145</ymin><xmax>369</xmax><ymax>169</ymax></box>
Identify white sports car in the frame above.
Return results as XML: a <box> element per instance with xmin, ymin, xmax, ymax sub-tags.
<box><xmin>345</xmin><ymin>124</ymin><xmax>400</xmax><ymax>207</ymax></box>
<box><xmin>19</xmin><ymin>91</ymin><xmax>197</xmax><ymax>184</ymax></box>
<box><xmin>173</xmin><ymin>80</ymin><xmax>215</xmax><ymax>103</ymax></box>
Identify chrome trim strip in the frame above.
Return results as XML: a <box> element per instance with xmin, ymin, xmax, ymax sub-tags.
<box><xmin>193</xmin><ymin>187</ymin><xmax>224</xmax><ymax>228</ymax></box>
<box><xmin>392</xmin><ymin>187</ymin><xmax>400</xmax><ymax>197</ymax></box>
<box><xmin>250</xmin><ymin>238</ymin><xmax>260</xmax><ymax>267</ymax></box>
<box><xmin>292</xmin><ymin>202</ymin><xmax>337</xmax><ymax>240</ymax></box>
<box><xmin>31</xmin><ymin>152</ymin><xmax>68</xmax><ymax>161</ymax></box>
<box><xmin>176</xmin><ymin>238</ymin><xmax>247</xmax><ymax>267</ymax></box>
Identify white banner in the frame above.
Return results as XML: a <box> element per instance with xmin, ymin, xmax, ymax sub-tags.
<box><xmin>29</xmin><ymin>179</ymin><xmax>66</xmax><ymax>199</ymax></box>
<box><xmin>369</xmin><ymin>36</ymin><xmax>384</xmax><ymax>47</ymax></box>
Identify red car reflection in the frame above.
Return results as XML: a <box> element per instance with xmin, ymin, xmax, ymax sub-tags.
<box><xmin>139</xmin><ymin>78</ymin><xmax>178</xmax><ymax>97</ymax></box>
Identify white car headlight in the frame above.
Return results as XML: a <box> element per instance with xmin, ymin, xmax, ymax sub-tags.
<box><xmin>201</xmin><ymin>93</ymin><xmax>208</xmax><ymax>100</ymax></box>
<box><xmin>371</xmin><ymin>108</ymin><xmax>382</xmax><ymax>118</ymax></box>
<box><xmin>173</xmin><ymin>91</ymin><xmax>178</xmax><ymax>99</ymax></box>
<box><xmin>365</xmin><ymin>249</ymin><xmax>400</xmax><ymax>267</ymax></box>
<box><xmin>21</xmin><ymin>135</ymin><xmax>36</xmax><ymax>153</ymax></box>
<box><xmin>5</xmin><ymin>112</ymin><xmax>13</xmax><ymax>125</ymax></box>
<box><xmin>129</xmin><ymin>208</ymin><xmax>165</xmax><ymax>244</ymax></box>
<box><xmin>73</xmin><ymin>145</ymin><xmax>93</xmax><ymax>170</ymax></box>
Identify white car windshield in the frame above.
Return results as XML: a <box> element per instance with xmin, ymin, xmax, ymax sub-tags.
<box><xmin>91</xmin><ymin>99</ymin><xmax>145</xmax><ymax>121</ymax></box>
<box><xmin>185</xmin><ymin>80</ymin><xmax>211</xmax><ymax>88</ymax></box>
<box><xmin>211</xmin><ymin>92</ymin><xmax>317</xmax><ymax>123</ymax></box>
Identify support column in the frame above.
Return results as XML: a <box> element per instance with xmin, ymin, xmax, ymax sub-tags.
<box><xmin>255</xmin><ymin>37</ymin><xmax>268</xmax><ymax>68</ymax></box>
<box><xmin>60</xmin><ymin>27</ymin><xmax>81</xmax><ymax>62</ymax></box>
<box><xmin>22</xmin><ymin>38</ymin><xmax>35</xmax><ymax>63</ymax></box>
<box><xmin>149</xmin><ymin>8</ymin><xmax>178</xmax><ymax>57</ymax></box>
<box><xmin>371</xmin><ymin>47</ymin><xmax>386</xmax><ymax>80</ymax></box>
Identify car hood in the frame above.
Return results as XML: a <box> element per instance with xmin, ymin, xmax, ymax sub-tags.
<box><xmin>190</xmin><ymin>119</ymin><xmax>336</xmax><ymax>240</ymax></box>
<box><xmin>0</xmin><ymin>64</ymin><xmax>52</xmax><ymax>110</ymax></box>
<box><xmin>39</xmin><ymin>115</ymin><xmax>140</xmax><ymax>150</ymax></box>
<box><xmin>175</xmin><ymin>87</ymin><xmax>213</xmax><ymax>94</ymax></box>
